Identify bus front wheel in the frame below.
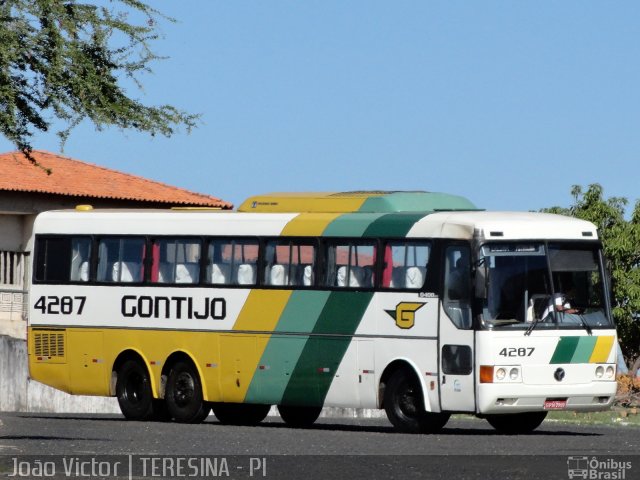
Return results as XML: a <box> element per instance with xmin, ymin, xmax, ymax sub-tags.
<box><xmin>384</xmin><ymin>369</ymin><xmax>450</xmax><ymax>434</ymax></box>
<box><xmin>485</xmin><ymin>411</ymin><xmax>547</xmax><ymax>434</ymax></box>
<box><xmin>277</xmin><ymin>405</ymin><xmax>322</xmax><ymax>428</ymax></box>
<box><xmin>116</xmin><ymin>360</ymin><xmax>154</xmax><ymax>421</ymax></box>
<box><xmin>165</xmin><ymin>360</ymin><xmax>211</xmax><ymax>423</ymax></box>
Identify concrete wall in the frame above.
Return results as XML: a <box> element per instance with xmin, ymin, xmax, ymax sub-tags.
<box><xmin>0</xmin><ymin>335</ymin><xmax>119</xmax><ymax>413</ymax></box>
<box><xmin>0</xmin><ymin>215</ymin><xmax>24</xmax><ymax>251</ymax></box>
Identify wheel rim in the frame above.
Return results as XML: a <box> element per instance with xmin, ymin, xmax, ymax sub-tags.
<box><xmin>173</xmin><ymin>372</ymin><xmax>195</xmax><ymax>407</ymax></box>
<box><xmin>124</xmin><ymin>371</ymin><xmax>145</xmax><ymax>405</ymax></box>
<box><xmin>396</xmin><ymin>378</ymin><xmax>420</xmax><ymax>418</ymax></box>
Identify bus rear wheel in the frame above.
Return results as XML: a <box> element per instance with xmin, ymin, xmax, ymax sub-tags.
<box><xmin>116</xmin><ymin>360</ymin><xmax>155</xmax><ymax>421</ymax></box>
<box><xmin>277</xmin><ymin>405</ymin><xmax>322</xmax><ymax>428</ymax></box>
<box><xmin>485</xmin><ymin>412</ymin><xmax>547</xmax><ymax>434</ymax></box>
<box><xmin>211</xmin><ymin>403</ymin><xmax>271</xmax><ymax>426</ymax></box>
<box><xmin>384</xmin><ymin>369</ymin><xmax>450</xmax><ymax>434</ymax></box>
<box><xmin>165</xmin><ymin>360</ymin><xmax>210</xmax><ymax>423</ymax></box>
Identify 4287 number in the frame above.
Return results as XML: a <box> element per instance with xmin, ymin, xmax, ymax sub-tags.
<box><xmin>499</xmin><ymin>347</ymin><xmax>535</xmax><ymax>357</ymax></box>
<box><xmin>33</xmin><ymin>296</ymin><xmax>86</xmax><ymax>315</ymax></box>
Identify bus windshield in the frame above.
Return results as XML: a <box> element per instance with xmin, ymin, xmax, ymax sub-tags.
<box><xmin>478</xmin><ymin>242</ymin><xmax>612</xmax><ymax>330</ymax></box>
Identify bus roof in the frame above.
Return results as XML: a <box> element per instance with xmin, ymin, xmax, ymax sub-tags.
<box><xmin>34</xmin><ymin>209</ymin><xmax>599</xmax><ymax>241</ymax></box>
<box><xmin>237</xmin><ymin>191</ymin><xmax>478</xmax><ymax>213</ymax></box>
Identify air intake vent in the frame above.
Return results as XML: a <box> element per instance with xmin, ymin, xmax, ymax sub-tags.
<box><xmin>34</xmin><ymin>330</ymin><xmax>66</xmax><ymax>358</ymax></box>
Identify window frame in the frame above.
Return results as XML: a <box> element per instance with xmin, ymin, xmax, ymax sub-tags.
<box><xmin>204</xmin><ymin>236</ymin><xmax>261</xmax><ymax>288</ymax></box>
<box><xmin>33</xmin><ymin>234</ymin><xmax>93</xmax><ymax>285</ymax></box>
<box><xmin>379</xmin><ymin>239</ymin><xmax>432</xmax><ymax>291</ymax></box>
<box><xmin>94</xmin><ymin>235</ymin><xmax>148</xmax><ymax>285</ymax></box>
<box><xmin>441</xmin><ymin>241</ymin><xmax>473</xmax><ymax>330</ymax></box>
<box><xmin>321</xmin><ymin>238</ymin><xmax>378</xmax><ymax>290</ymax></box>
<box><xmin>149</xmin><ymin>236</ymin><xmax>203</xmax><ymax>285</ymax></box>
<box><xmin>262</xmin><ymin>237</ymin><xmax>319</xmax><ymax>288</ymax></box>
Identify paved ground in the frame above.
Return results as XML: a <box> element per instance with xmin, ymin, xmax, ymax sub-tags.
<box><xmin>0</xmin><ymin>413</ymin><xmax>639</xmax><ymax>479</ymax></box>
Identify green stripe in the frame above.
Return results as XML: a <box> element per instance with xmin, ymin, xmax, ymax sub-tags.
<box><xmin>243</xmin><ymin>291</ymin><xmax>331</xmax><ymax>404</ymax></box>
<box><xmin>362</xmin><ymin>212</ymin><xmax>428</xmax><ymax>237</ymax></box>
<box><xmin>280</xmin><ymin>291</ymin><xmax>373</xmax><ymax>406</ymax></box>
<box><xmin>550</xmin><ymin>336</ymin><xmax>581</xmax><ymax>364</ymax></box>
<box><xmin>322</xmin><ymin>213</ymin><xmax>385</xmax><ymax>237</ymax></box>
<box><xmin>358</xmin><ymin>192</ymin><xmax>477</xmax><ymax>213</ymax></box>
<box><xmin>570</xmin><ymin>337</ymin><xmax>598</xmax><ymax>363</ymax></box>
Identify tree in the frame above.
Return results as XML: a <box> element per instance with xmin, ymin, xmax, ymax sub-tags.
<box><xmin>543</xmin><ymin>184</ymin><xmax>640</xmax><ymax>361</ymax></box>
<box><xmin>0</xmin><ymin>0</ymin><xmax>197</xmax><ymax>162</ymax></box>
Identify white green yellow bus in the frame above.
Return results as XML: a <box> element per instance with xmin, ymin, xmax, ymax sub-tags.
<box><xmin>28</xmin><ymin>191</ymin><xmax>617</xmax><ymax>433</ymax></box>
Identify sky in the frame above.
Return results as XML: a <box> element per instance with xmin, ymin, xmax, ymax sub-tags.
<box><xmin>2</xmin><ymin>1</ymin><xmax>639</xmax><ymax>212</ymax></box>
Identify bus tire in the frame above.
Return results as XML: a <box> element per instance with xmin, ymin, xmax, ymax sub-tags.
<box><xmin>165</xmin><ymin>360</ymin><xmax>210</xmax><ymax>424</ymax></box>
<box><xmin>485</xmin><ymin>412</ymin><xmax>547</xmax><ymax>434</ymax></box>
<box><xmin>384</xmin><ymin>369</ymin><xmax>450</xmax><ymax>434</ymax></box>
<box><xmin>211</xmin><ymin>403</ymin><xmax>271</xmax><ymax>426</ymax></box>
<box><xmin>277</xmin><ymin>405</ymin><xmax>322</xmax><ymax>428</ymax></box>
<box><xmin>116</xmin><ymin>360</ymin><xmax>155</xmax><ymax>421</ymax></box>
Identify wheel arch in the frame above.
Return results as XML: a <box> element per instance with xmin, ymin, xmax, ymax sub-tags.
<box><xmin>378</xmin><ymin>358</ymin><xmax>433</xmax><ymax>412</ymax></box>
<box><xmin>111</xmin><ymin>349</ymin><xmax>156</xmax><ymax>397</ymax></box>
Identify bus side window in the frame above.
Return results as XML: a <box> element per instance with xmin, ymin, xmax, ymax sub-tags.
<box><xmin>443</xmin><ymin>245</ymin><xmax>472</xmax><ymax>329</ymax></box>
<box><xmin>97</xmin><ymin>237</ymin><xmax>145</xmax><ymax>283</ymax></box>
<box><xmin>70</xmin><ymin>238</ymin><xmax>91</xmax><ymax>282</ymax></box>
<box><xmin>264</xmin><ymin>240</ymin><xmax>316</xmax><ymax>287</ymax></box>
<box><xmin>380</xmin><ymin>241</ymin><xmax>430</xmax><ymax>290</ymax></box>
<box><xmin>35</xmin><ymin>236</ymin><xmax>91</xmax><ymax>283</ymax></box>
<box><xmin>326</xmin><ymin>242</ymin><xmax>375</xmax><ymax>288</ymax></box>
<box><xmin>206</xmin><ymin>239</ymin><xmax>258</xmax><ymax>286</ymax></box>
<box><xmin>152</xmin><ymin>238</ymin><xmax>201</xmax><ymax>284</ymax></box>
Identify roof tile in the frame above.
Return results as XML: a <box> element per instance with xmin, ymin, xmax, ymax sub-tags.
<box><xmin>0</xmin><ymin>150</ymin><xmax>232</xmax><ymax>208</ymax></box>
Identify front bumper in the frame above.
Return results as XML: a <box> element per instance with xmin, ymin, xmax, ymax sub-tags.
<box><xmin>477</xmin><ymin>381</ymin><xmax>617</xmax><ymax>414</ymax></box>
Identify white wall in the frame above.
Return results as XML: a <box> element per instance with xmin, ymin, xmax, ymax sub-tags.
<box><xmin>0</xmin><ymin>335</ymin><xmax>120</xmax><ymax>413</ymax></box>
<box><xmin>0</xmin><ymin>215</ymin><xmax>24</xmax><ymax>251</ymax></box>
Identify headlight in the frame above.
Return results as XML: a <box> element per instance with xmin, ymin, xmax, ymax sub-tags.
<box><xmin>496</xmin><ymin>368</ymin><xmax>506</xmax><ymax>381</ymax></box>
<box><xmin>509</xmin><ymin>368</ymin><xmax>519</xmax><ymax>380</ymax></box>
<box><xmin>606</xmin><ymin>366</ymin><xmax>615</xmax><ymax>378</ymax></box>
<box><xmin>595</xmin><ymin>366</ymin><xmax>604</xmax><ymax>378</ymax></box>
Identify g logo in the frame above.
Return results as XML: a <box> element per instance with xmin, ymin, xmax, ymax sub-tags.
<box><xmin>385</xmin><ymin>302</ymin><xmax>426</xmax><ymax>329</ymax></box>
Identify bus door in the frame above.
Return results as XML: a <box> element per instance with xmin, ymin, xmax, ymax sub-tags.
<box><xmin>438</xmin><ymin>244</ymin><xmax>476</xmax><ymax>412</ymax></box>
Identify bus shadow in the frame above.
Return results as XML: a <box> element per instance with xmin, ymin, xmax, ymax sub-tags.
<box><xmin>16</xmin><ymin>414</ymin><xmax>124</xmax><ymax>422</ymax></box>
<box><xmin>212</xmin><ymin>420</ymin><xmax>602</xmax><ymax>437</ymax></box>
<box><xmin>15</xmin><ymin>415</ymin><xmax>602</xmax><ymax>437</ymax></box>
<box><xmin>439</xmin><ymin>427</ymin><xmax>601</xmax><ymax>437</ymax></box>
<box><xmin>0</xmin><ymin>435</ymin><xmax>106</xmax><ymax>441</ymax></box>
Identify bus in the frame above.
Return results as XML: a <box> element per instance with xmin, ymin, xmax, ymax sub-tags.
<box><xmin>28</xmin><ymin>191</ymin><xmax>618</xmax><ymax>433</ymax></box>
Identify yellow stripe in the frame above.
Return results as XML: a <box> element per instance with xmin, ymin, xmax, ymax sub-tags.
<box><xmin>238</xmin><ymin>193</ymin><xmax>373</xmax><ymax>213</ymax></box>
<box><xmin>232</xmin><ymin>290</ymin><xmax>292</xmax><ymax>332</ymax></box>
<box><xmin>280</xmin><ymin>212</ymin><xmax>343</xmax><ymax>236</ymax></box>
<box><xmin>219</xmin><ymin>290</ymin><xmax>292</xmax><ymax>402</ymax></box>
<box><xmin>589</xmin><ymin>335</ymin><xmax>615</xmax><ymax>363</ymax></box>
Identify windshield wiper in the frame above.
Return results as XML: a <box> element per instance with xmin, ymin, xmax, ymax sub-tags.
<box><xmin>525</xmin><ymin>310</ymin><xmax>592</xmax><ymax>336</ymax></box>
<box><xmin>571</xmin><ymin>311</ymin><xmax>592</xmax><ymax>335</ymax></box>
<box><xmin>524</xmin><ymin>316</ymin><xmax>540</xmax><ymax>336</ymax></box>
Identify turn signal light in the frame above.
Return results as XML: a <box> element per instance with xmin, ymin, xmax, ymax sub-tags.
<box><xmin>480</xmin><ymin>365</ymin><xmax>494</xmax><ymax>383</ymax></box>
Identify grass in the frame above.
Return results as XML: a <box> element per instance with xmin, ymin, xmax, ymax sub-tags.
<box><xmin>452</xmin><ymin>408</ymin><xmax>640</xmax><ymax>427</ymax></box>
<box><xmin>545</xmin><ymin>408</ymin><xmax>640</xmax><ymax>427</ymax></box>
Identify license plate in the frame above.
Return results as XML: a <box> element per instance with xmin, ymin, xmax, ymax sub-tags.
<box><xmin>544</xmin><ymin>399</ymin><xmax>567</xmax><ymax>410</ymax></box>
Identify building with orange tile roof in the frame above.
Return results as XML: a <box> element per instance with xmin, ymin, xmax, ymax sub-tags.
<box><xmin>0</xmin><ymin>150</ymin><xmax>232</xmax><ymax>339</ymax></box>
<box><xmin>0</xmin><ymin>150</ymin><xmax>231</xmax><ymax>209</ymax></box>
